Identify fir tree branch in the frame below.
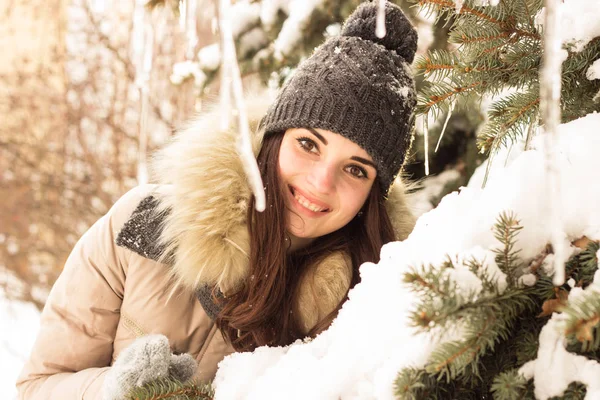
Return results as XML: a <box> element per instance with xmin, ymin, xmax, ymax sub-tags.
<box><xmin>126</xmin><ymin>379</ymin><xmax>214</xmax><ymax>400</ymax></box>
<box><xmin>424</xmin><ymin>82</ymin><xmax>483</xmax><ymax>108</ymax></box>
<box><xmin>459</xmin><ymin>32</ymin><xmax>510</xmax><ymax>44</ymax></box>
<box><xmin>491</xmin><ymin>369</ymin><xmax>529</xmax><ymax>400</ymax></box>
<box><xmin>500</xmin><ymin>98</ymin><xmax>540</xmax><ymax>131</ymax></box>
<box><xmin>418</xmin><ymin>0</ymin><xmax>502</xmax><ymax>25</ymax></box>
<box><xmin>564</xmin><ymin>291</ymin><xmax>600</xmax><ymax>350</ymax></box>
<box><xmin>421</xmin><ymin>58</ymin><xmax>454</xmax><ymax>75</ymax></box>
<box><xmin>404</xmin><ymin>271</ymin><xmax>448</xmax><ymax>296</ymax></box>
<box><xmin>492</xmin><ymin>211</ymin><xmax>523</xmax><ymax>284</ymax></box>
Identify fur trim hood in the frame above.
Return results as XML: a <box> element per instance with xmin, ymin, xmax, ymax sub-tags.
<box><xmin>146</xmin><ymin>91</ymin><xmax>415</xmax><ymax>331</ymax></box>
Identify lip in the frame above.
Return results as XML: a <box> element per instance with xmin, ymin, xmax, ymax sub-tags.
<box><xmin>288</xmin><ymin>185</ymin><xmax>331</xmax><ymax>217</ymax></box>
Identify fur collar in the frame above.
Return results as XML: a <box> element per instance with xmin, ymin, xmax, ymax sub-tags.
<box><xmin>140</xmin><ymin>91</ymin><xmax>415</xmax><ymax>333</ymax></box>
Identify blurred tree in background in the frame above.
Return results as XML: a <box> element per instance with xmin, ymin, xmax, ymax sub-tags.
<box><xmin>0</xmin><ymin>0</ymin><xmax>207</xmax><ymax>308</ymax></box>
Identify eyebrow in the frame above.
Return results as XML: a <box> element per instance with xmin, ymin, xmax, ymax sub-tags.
<box><xmin>351</xmin><ymin>156</ymin><xmax>377</xmax><ymax>169</ymax></box>
<box><xmin>306</xmin><ymin>128</ymin><xmax>328</xmax><ymax>145</ymax></box>
<box><xmin>306</xmin><ymin>127</ymin><xmax>376</xmax><ymax>169</ymax></box>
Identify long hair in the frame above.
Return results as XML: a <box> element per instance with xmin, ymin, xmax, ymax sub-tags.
<box><xmin>216</xmin><ymin>131</ymin><xmax>396</xmax><ymax>351</ymax></box>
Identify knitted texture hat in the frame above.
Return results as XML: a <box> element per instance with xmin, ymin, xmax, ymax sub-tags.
<box><xmin>261</xmin><ymin>1</ymin><xmax>418</xmax><ymax>194</ymax></box>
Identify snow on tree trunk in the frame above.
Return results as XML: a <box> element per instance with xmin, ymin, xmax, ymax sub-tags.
<box><xmin>219</xmin><ymin>0</ymin><xmax>265</xmax><ymax>212</ymax></box>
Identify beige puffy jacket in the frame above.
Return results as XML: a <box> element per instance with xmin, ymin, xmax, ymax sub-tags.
<box><xmin>16</xmin><ymin>94</ymin><xmax>416</xmax><ymax>399</ymax></box>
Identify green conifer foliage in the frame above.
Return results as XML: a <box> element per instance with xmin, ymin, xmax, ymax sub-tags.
<box><xmin>395</xmin><ymin>213</ymin><xmax>600</xmax><ymax>399</ymax></box>
<box><xmin>125</xmin><ymin>378</ymin><xmax>214</xmax><ymax>400</ymax></box>
<box><xmin>410</xmin><ymin>0</ymin><xmax>600</xmax><ymax>159</ymax></box>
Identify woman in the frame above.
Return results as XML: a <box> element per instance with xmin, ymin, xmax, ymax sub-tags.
<box><xmin>17</xmin><ymin>2</ymin><xmax>418</xmax><ymax>399</ymax></box>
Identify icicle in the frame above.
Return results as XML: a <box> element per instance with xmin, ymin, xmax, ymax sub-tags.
<box><xmin>179</xmin><ymin>0</ymin><xmax>186</xmax><ymax>31</ymax></box>
<box><xmin>185</xmin><ymin>0</ymin><xmax>198</xmax><ymax>61</ymax></box>
<box><xmin>219</xmin><ymin>0</ymin><xmax>265</xmax><ymax>212</ymax></box>
<box><xmin>540</xmin><ymin>0</ymin><xmax>566</xmax><ymax>286</ymax></box>
<box><xmin>435</xmin><ymin>101</ymin><xmax>455</xmax><ymax>153</ymax></box>
<box><xmin>133</xmin><ymin>0</ymin><xmax>153</xmax><ymax>185</ymax></box>
<box><xmin>423</xmin><ymin>117</ymin><xmax>430</xmax><ymax>176</ymax></box>
<box><xmin>376</xmin><ymin>0</ymin><xmax>386</xmax><ymax>38</ymax></box>
<box><xmin>524</xmin><ymin>112</ymin><xmax>537</xmax><ymax>151</ymax></box>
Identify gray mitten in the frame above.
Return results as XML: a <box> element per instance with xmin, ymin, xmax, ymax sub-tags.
<box><xmin>102</xmin><ymin>334</ymin><xmax>197</xmax><ymax>400</ymax></box>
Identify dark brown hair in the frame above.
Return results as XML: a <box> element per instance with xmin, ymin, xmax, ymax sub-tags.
<box><xmin>216</xmin><ymin>131</ymin><xmax>396</xmax><ymax>351</ymax></box>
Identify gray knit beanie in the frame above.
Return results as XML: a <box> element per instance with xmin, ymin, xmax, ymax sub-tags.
<box><xmin>261</xmin><ymin>1</ymin><xmax>418</xmax><ymax>195</ymax></box>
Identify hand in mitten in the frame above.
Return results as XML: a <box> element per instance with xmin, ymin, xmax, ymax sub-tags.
<box><xmin>102</xmin><ymin>334</ymin><xmax>197</xmax><ymax>400</ymax></box>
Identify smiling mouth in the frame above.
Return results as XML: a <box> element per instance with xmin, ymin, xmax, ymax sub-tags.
<box><xmin>289</xmin><ymin>186</ymin><xmax>330</xmax><ymax>213</ymax></box>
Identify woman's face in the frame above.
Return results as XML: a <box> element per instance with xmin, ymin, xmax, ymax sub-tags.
<box><xmin>278</xmin><ymin>127</ymin><xmax>377</xmax><ymax>241</ymax></box>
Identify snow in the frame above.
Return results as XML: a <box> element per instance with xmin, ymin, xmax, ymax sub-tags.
<box><xmin>197</xmin><ymin>44</ymin><xmax>221</xmax><ymax>71</ymax></box>
<box><xmin>537</xmin><ymin>0</ymin><xmax>600</xmax><ymax>52</ymax></box>
<box><xmin>170</xmin><ymin>60</ymin><xmax>207</xmax><ymax>87</ymax></box>
<box><xmin>475</xmin><ymin>0</ymin><xmax>500</xmax><ymax>5</ymax></box>
<box><xmin>408</xmin><ymin>169</ymin><xmax>461</xmax><ymax>217</ymax></box>
<box><xmin>520</xmin><ymin>270</ymin><xmax>600</xmax><ymax>399</ymax></box>
<box><xmin>231</xmin><ymin>1</ymin><xmax>261</xmax><ymax>38</ymax></box>
<box><xmin>214</xmin><ymin>112</ymin><xmax>600</xmax><ymax>399</ymax></box>
<box><xmin>238</xmin><ymin>27</ymin><xmax>268</xmax><ymax>58</ymax></box>
<box><xmin>273</xmin><ymin>0</ymin><xmax>325</xmax><ymax>60</ymax></box>
<box><xmin>0</xmin><ymin>290</ymin><xmax>41</xmax><ymax>399</ymax></box>
<box><xmin>325</xmin><ymin>23</ymin><xmax>341</xmax><ymax>38</ymax></box>
<box><xmin>519</xmin><ymin>315</ymin><xmax>600</xmax><ymax>400</ymax></box>
<box><xmin>519</xmin><ymin>273</ymin><xmax>537</xmax><ymax>287</ymax></box>
<box><xmin>586</xmin><ymin>59</ymin><xmax>600</xmax><ymax>81</ymax></box>
<box><xmin>259</xmin><ymin>0</ymin><xmax>290</xmax><ymax>28</ymax></box>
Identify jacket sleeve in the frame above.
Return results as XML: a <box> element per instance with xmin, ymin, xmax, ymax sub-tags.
<box><xmin>16</xmin><ymin>185</ymin><xmax>156</xmax><ymax>400</ymax></box>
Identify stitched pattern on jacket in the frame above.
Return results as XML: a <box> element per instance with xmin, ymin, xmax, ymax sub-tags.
<box><xmin>121</xmin><ymin>312</ymin><xmax>146</xmax><ymax>338</ymax></box>
<box><xmin>115</xmin><ymin>195</ymin><xmax>166</xmax><ymax>262</ymax></box>
<box><xmin>196</xmin><ymin>286</ymin><xmax>224</xmax><ymax>320</ymax></box>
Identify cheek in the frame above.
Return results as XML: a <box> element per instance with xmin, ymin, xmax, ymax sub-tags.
<box><xmin>339</xmin><ymin>186</ymin><xmax>370</xmax><ymax>220</ymax></box>
<box><xmin>278</xmin><ymin>142</ymin><xmax>305</xmax><ymax>178</ymax></box>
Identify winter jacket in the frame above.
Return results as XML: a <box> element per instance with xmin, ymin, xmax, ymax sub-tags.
<box><xmin>16</xmin><ymin>93</ymin><xmax>416</xmax><ymax>400</ymax></box>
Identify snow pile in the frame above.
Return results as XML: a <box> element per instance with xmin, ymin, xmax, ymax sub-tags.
<box><xmin>169</xmin><ymin>60</ymin><xmax>206</xmax><ymax>87</ymax></box>
<box><xmin>408</xmin><ymin>169</ymin><xmax>461</xmax><ymax>218</ymax></box>
<box><xmin>520</xmin><ymin>270</ymin><xmax>600</xmax><ymax>399</ymax></box>
<box><xmin>0</xmin><ymin>290</ymin><xmax>41</xmax><ymax>399</ymax></box>
<box><xmin>587</xmin><ymin>59</ymin><xmax>600</xmax><ymax>80</ymax></box>
<box><xmin>537</xmin><ymin>0</ymin><xmax>600</xmax><ymax>52</ymax></box>
<box><xmin>230</xmin><ymin>1</ymin><xmax>261</xmax><ymax>38</ymax></box>
<box><xmin>273</xmin><ymin>0</ymin><xmax>326</xmax><ymax>60</ymax></box>
<box><xmin>214</xmin><ymin>112</ymin><xmax>600</xmax><ymax>400</ymax></box>
<box><xmin>198</xmin><ymin>44</ymin><xmax>221</xmax><ymax>72</ymax></box>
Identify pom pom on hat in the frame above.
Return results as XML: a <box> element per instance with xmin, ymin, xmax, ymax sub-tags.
<box><xmin>341</xmin><ymin>1</ymin><xmax>418</xmax><ymax>63</ymax></box>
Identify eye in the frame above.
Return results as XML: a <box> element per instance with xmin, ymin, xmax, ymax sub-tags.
<box><xmin>296</xmin><ymin>137</ymin><xmax>319</xmax><ymax>154</ymax></box>
<box><xmin>346</xmin><ymin>164</ymin><xmax>368</xmax><ymax>179</ymax></box>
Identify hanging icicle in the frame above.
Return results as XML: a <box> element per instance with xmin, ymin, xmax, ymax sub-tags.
<box><xmin>435</xmin><ymin>101</ymin><xmax>455</xmax><ymax>153</ymax></box>
<box><xmin>132</xmin><ymin>0</ymin><xmax>153</xmax><ymax>185</ymax></box>
<box><xmin>376</xmin><ymin>0</ymin><xmax>386</xmax><ymax>38</ymax></box>
<box><xmin>184</xmin><ymin>0</ymin><xmax>198</xmax><ymax>61</ymax></box>
<box><xmin>540</xmin><ymin>0</ymin><xmax>566</xmax><ymax>285</ymax></box>
<box><xmin>219</xmin><ymin>0</ymin><xmax>265</xmax><ymax>212</ymax></box>
<box><xmin>423</xmin><ymin>116</ymin><xmax>430</xmax><ymax>176</ymax></box>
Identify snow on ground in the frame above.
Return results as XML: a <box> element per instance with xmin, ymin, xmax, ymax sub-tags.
<box><xmin>0</xmin><ymin>290</ymin><xmax>41</xmax><ymax>399</ymax></box>
<box><xmin>213</xmin><ymin>112</ymin><xmax>600</xmax><ymax>400</ymax></box>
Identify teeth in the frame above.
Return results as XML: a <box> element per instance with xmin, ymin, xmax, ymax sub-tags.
<box><xmin>293</xmin><ymin>191</ymin><xmax>326</xmax><ymax>212</ymax></box>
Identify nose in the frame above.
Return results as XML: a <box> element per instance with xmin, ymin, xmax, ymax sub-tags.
<box><xmin>307</xmin><ymin>162</ymin><xmax>335</xmax><ymax>194</ymax></box>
